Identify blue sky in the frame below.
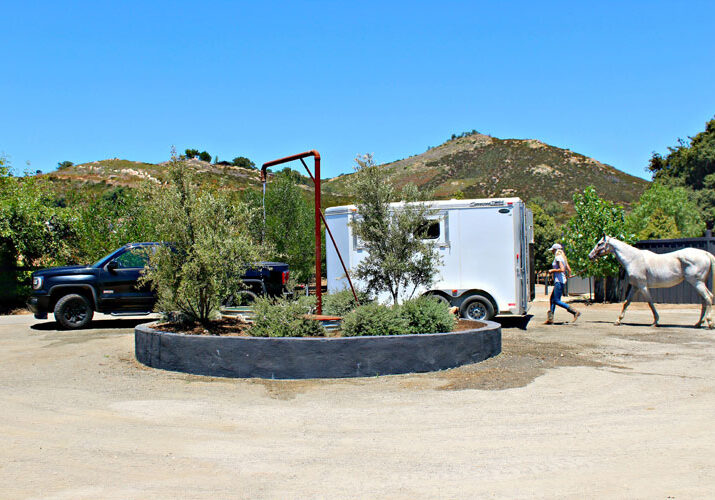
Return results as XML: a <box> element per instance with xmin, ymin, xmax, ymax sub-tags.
<box><xmin>2</xmin><ymin>1</ymin><xmax>713</xmax><ymax>180</ymax></box>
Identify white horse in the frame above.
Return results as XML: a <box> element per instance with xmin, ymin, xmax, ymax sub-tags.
<box><xmin>588</xmin><ymin>235</ymin><xmax>715</xmax><ymax>328</ymax></box>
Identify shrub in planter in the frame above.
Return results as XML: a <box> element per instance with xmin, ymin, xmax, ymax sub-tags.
<box><xmin>249</xmin><ymin>296</ymin><xmax>325</xmax><ymax>337</ymax></box>
<box><xmin>341</xmin><ymin>303</ymin><xmax>408</xmax><ymax>337</ymax></box>
<box><xmin>399</xmin><ymin>296</ymin><xmax>456</xmax><ymax>334</ymax></box>
<box><xmin>322</xmin><ymin>288</ymin><xmax>373</xmax><ymax>317</ymax></box>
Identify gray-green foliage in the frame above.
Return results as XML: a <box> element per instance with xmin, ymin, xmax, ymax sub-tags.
<box><xmin>340</xmin><ymin>303</ymin><xmax>409</xmax><ymax>337</ymax></box>
<box><xmin>340</xmin><ymin>297</ymin><xmax>456</xmax><ymax>336</ymax></box>
<box><xmin>625</xmin><ymin>182</ymin><xmax>705</xmax><ymax>239</ymax></box>
<box><xmin>348</xmin><ymin>154</ymin><xmax>441</xmax><ymax>305</ymax></box>
<box><xmin>399</xmin><ymin>296</ymin><xmax>456</xmax><ymax>334</ymax></box>
<box><xmin>563</xmin><ymin>186</ymin><xmax>634</xmax><ymax>278</ymax></box>
<box><xmin>322</xmin><ymin>288</ymin><xmax>373</xmax><ymax>317</ymax></box>
<box><xmin>248</xmin><ymin>296</ymin><xmax>325</xmax><ymax>337</ymax></box>
<box><xmin>141</xmin><ymin>151</ymin><xmax>262</xmax><ymax>325</ymax></box>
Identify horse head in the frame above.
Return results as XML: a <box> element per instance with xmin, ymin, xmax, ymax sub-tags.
<box><xmin>588</xmin><ymin>235</ymin><xmax>612</xmax><ymax>261</ymax></box>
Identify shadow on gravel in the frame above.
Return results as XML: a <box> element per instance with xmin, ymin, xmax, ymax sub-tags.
<box><xmin>31</xmin><ymin>318</ymin><xmax>150</xmax><ymax>332</ymax></box>
<box><xmin>494</xmin><ymin>315</ymin><xmax>533</xmax><ymax>330</ymax></box>
<box><xmin>589</xmin><ymin>320</ymin><xmax>701</xmax><ymax>329</ymax></box>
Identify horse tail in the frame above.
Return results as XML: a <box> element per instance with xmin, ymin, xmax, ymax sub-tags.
<box><xmin>709</xmin><ymin>252</ymin><xmax>715</xmax><ymax>294</ymax></box>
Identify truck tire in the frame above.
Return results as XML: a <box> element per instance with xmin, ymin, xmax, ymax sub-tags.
<box><xmin>54</xmin><ymin>294</ymin><xmax>94</xmax><ymax>329</ymax></box>
<box><xmin>460</xmin><ymin>295</ymin><xmax>495</xmax><ymax>321</ymax></box>
<box><xmin>223</xmin><ymin>290</ymin><xmax>259</xmax><ymax>307</ymax></box>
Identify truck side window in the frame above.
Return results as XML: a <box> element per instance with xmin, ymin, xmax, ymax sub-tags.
<box><xmin>113</xmin><ymin>249</ymin><xmax>149</xmax><ymax>269</ymax></box>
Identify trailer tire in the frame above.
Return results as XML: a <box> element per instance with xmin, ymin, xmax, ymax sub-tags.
<box><xmin>424</xmin><ymin>293</ymin><xmax>451</xmax><ymax>306</ymax></box>
<box><xmin>460</xmin><ymin>295</ymin><xmax>494</xmax><ymax>321</ymax></box>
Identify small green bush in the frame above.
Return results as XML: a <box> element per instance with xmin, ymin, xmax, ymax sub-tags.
<box><xmin>322</xmin><ymin>289</ymin><xmax>373</xmax><ymax>317</ymax></box>
<box><xmin>341</xmin><ymin>303</ymin><xmax>408</xmax><ymax>337</ymax></box>
<box><xmin>399</xmin><ymin>296</ymin><xmax>456</xmax><ymax>334</ymax></box>
<box><xmin>248</xmin><ymin>296</ymin><xmax>325</xmax><ymax>337</ymax></box>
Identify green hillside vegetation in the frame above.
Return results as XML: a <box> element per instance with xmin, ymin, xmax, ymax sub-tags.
<box><xmin>647</xmin><ymin>117</ymin><xmax>715</xmax><ymax>228</ymax></box>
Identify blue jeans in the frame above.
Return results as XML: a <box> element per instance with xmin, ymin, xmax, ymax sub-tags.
<box><xmin>550</xmin><ymin>281</ymin><xmax>569</xmax><ymax>314</ymax></box>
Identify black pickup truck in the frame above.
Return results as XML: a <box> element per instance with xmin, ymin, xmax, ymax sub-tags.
<box><xmin>27</xmin><ymin>242</ymin><xmax>290</xmax><ymax>329</ymax></box>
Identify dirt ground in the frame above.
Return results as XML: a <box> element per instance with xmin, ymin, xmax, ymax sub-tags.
<box><xmin>1</xmin><ymin>296</ymin><xmax>714</xmax><ymax>499</ymax></box>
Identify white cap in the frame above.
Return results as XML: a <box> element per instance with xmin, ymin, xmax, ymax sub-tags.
<box><xmin>549</xmin><ymin>243</ymin><xmax>563</xmax><ymax>251</ymax></box>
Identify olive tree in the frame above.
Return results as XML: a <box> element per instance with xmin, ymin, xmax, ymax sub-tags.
<box><xmin>141</xmin><ymin>151</ymin><xmax>262</xmax><ymax>325</ymax></box>
<box><xmin>347</xmin><ymin>154</ymin><xmax>441</xmax><ymax>305</ymax></box>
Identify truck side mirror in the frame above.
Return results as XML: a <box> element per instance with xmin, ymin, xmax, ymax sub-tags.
<box><xmin>106</xmin><ymin>260</ymin><xmax>119</xmax><ymax>272</ymax></box>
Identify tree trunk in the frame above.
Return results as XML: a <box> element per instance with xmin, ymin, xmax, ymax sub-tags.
<box><xmin>602</xmin><ymin>277</ymin><xmax>607</xmax><ymax>304</ymax></box>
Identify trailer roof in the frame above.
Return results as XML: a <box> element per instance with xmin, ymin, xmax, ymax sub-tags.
<box><xmin>325</xmin><ymin>197</ymin><xmax>524</xmax><ymax>215</ymax></box>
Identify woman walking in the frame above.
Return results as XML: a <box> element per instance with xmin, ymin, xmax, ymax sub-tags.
<box><xmin>545</xmin><ymin>243</ymin><xmax>581</xmax><ymax>324</ymax></box>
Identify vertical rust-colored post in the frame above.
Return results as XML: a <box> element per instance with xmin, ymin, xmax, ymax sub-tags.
<box><xmin>261</xmin><ymin>150</ymin><xmax>323</xmax><ymax>314</ymax></box>
<box><xmin>313</xmin><ymin>154</ymin><xmax>322</xmax><ymax>314</ymax></box>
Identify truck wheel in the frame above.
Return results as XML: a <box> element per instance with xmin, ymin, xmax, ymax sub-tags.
<box><xmin>460</xmin><ymin>295</ymin><xmax>494</xmax><ymax>321</ymax></box>
<box><xmin>223</xmin><ymin>290</ymin><xmax>258</xmax><ymax>307</ymax></box>
<box><xmin>54</xmin><ymin>294</ymin><xmax>94</xmax><ymax>329</ymax></box>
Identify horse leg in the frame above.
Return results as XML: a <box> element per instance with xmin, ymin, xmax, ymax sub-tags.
<box><xmin>615</xmin><ymin>285</ymin><xmax>635</xmax><ymax>326</ymax></box>
<box><xmin>639</xmin><ymin>286</ymin><xmax>659</xmax><ymax>327</ymax></box>
<box><xmin>690</xmin><ymin>279</ymin><xmax>713</xmax><ymax>329</ymax></box>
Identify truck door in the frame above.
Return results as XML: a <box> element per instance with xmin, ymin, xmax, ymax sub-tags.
<box><xmin>99</xmin><ymin>247</ymin><xmax>155</xmax><ymax>311</ymax></box>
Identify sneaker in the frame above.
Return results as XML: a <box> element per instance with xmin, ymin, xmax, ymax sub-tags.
<box><xmin>572</xmin><ymin>311</ymin><xmax>581</xmax><ymax>323</ymax></box>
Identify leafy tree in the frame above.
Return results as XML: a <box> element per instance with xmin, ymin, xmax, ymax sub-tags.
<box><xmin>347</xmin><ymin>154</ymin><xmax>441</xmax><ymax>305</ymax></box>
<box><xmin>528</xmin><ymin>201</ymin><xmax>562</xmax><ymax>272</ymax></box>
<box><xmin>198</xmin><ymin>151</ymin><xmax>211</xmax><ymax>162</ymax></box>
<box><xmin>72</xmin><ymin>186</ymin><xmax>156</xmax><ymax>264</ymax></box>
<box><xmin>184</xmin><ymin>149</ymin><xmax>200</xmax><ymax>159</ymax></box>
<box><xmin>232</xmin><ymin>156</ymin><xmax>256</xmax><ymax>169</ymax></box>
<box><xmin>563</xmin><ymin>186</ymin><xmax>634</xmax><ymax>280</ymax></box>
<box><xmin>0</xmin><ymin>157</ymin><xmax>75</xmax><ymax>268</ymax></box>
<box><xmin>647</xmin><ymin>117</ymin><xmax>715</xmax><ymax>226</ymax></box>
<box><xmin>57</xmin><ymin>161</ymin><xmax>74</xmax><ymax>169</ymax></box>
<box><xmin>244</xmin><ymin>168</ymin><xmax>315</xmax><ymax>283</ymax></box>
<box><xmin>141</xmin><ymin>151</ymin><xmax>262</xmax><ymax>325</ymax></box>
<box><xmin>625</xmin><ymin>182</ymin><xmax>705</xmax><ymax>239</ymax></box>
<box><xmin>638</xmin><ymin>208</ymin><xmax>680</xmax><ymax>240</ymax></box>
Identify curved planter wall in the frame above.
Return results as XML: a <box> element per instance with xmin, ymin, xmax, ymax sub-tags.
<box><xmin>135</xmin><ymin>322</ymin><xmax>501</xmax><ymax>379</ymax></box>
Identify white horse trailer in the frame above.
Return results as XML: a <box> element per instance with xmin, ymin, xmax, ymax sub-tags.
<box><xmin>325</xmin><ymin>198</ymin><xmax>535</xmax><ymax>321</ymax></box>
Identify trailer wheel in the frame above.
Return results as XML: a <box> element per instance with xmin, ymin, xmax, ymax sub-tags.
<box><xmin>460</xmin><ymin>295</ymin><xmax>494</xmax><ymax>321</ymax></box>
<box><xmin>424</xmin><ymin>293</ymin><xmax>450</xmax><ymax>306</ymax></box>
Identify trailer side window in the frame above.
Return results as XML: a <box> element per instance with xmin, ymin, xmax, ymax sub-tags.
<box><xmin>416</xmin><ymin>220</ymin><xmax>441</xmax><ymax>240</ymax></box>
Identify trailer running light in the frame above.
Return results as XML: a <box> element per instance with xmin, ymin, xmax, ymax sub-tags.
<box><xmin>508</xmin><ymin>303</ymin><xmax>516</xmax><ymax>307</ymax></box>
<box><xmin>282</xmin><ymin>270</ymin><xmax>289</xmax><ymax>285</ymax></box>
<box><xmin>451</xmin><ymin>289</ymin><xmax>458</xmax><ymax>295</ymax></box>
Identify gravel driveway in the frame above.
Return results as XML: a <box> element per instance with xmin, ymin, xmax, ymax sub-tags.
<box><xmin>1</xmin><ymin>302</ymin><xmax>714</xmax><ymax>499</ymax></box>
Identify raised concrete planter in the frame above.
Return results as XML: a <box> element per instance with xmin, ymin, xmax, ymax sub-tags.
<box><xmin>134</xmin><ymin>322</ymin><xmax>501</xmax><ymax>379</ymax></box>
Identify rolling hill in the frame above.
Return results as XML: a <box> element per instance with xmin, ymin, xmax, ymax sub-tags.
<box><xmin>322</xmin><ymin>132</ymin><xmax>648</xmax><ymax>212</ymax></box>
<box><xmin>43</xmin><ymin>133</ymin><xmax>649</xmax><ymax>214</ymax></box>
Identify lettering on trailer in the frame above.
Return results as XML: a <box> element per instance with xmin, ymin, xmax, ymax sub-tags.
<box><xmin>469</xmin><ymin>200</ymin><xmax>506</xmax><ymax>207</ymax></box>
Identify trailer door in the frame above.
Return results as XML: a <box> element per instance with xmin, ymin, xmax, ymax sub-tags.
<box><xmin>517</xmin><ymin>204</ymin><xmax>534</xmax><ymax>313</ymax></box>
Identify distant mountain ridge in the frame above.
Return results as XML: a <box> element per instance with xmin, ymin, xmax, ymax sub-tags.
<box><xmin>44</xmin><ymin>133</ymin><xmax>649</xmax><ymax>213</ymax></box>
<box><xmin>323</xmin><ymin>132</ymin><xmax>648</xmax><ymax>212</ymax></box>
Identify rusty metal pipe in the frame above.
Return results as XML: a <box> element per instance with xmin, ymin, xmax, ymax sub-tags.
<box><xmin>261</xmin><ymin>151</ymin><xmax>323</xmax><ymax>313</ymax></box>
